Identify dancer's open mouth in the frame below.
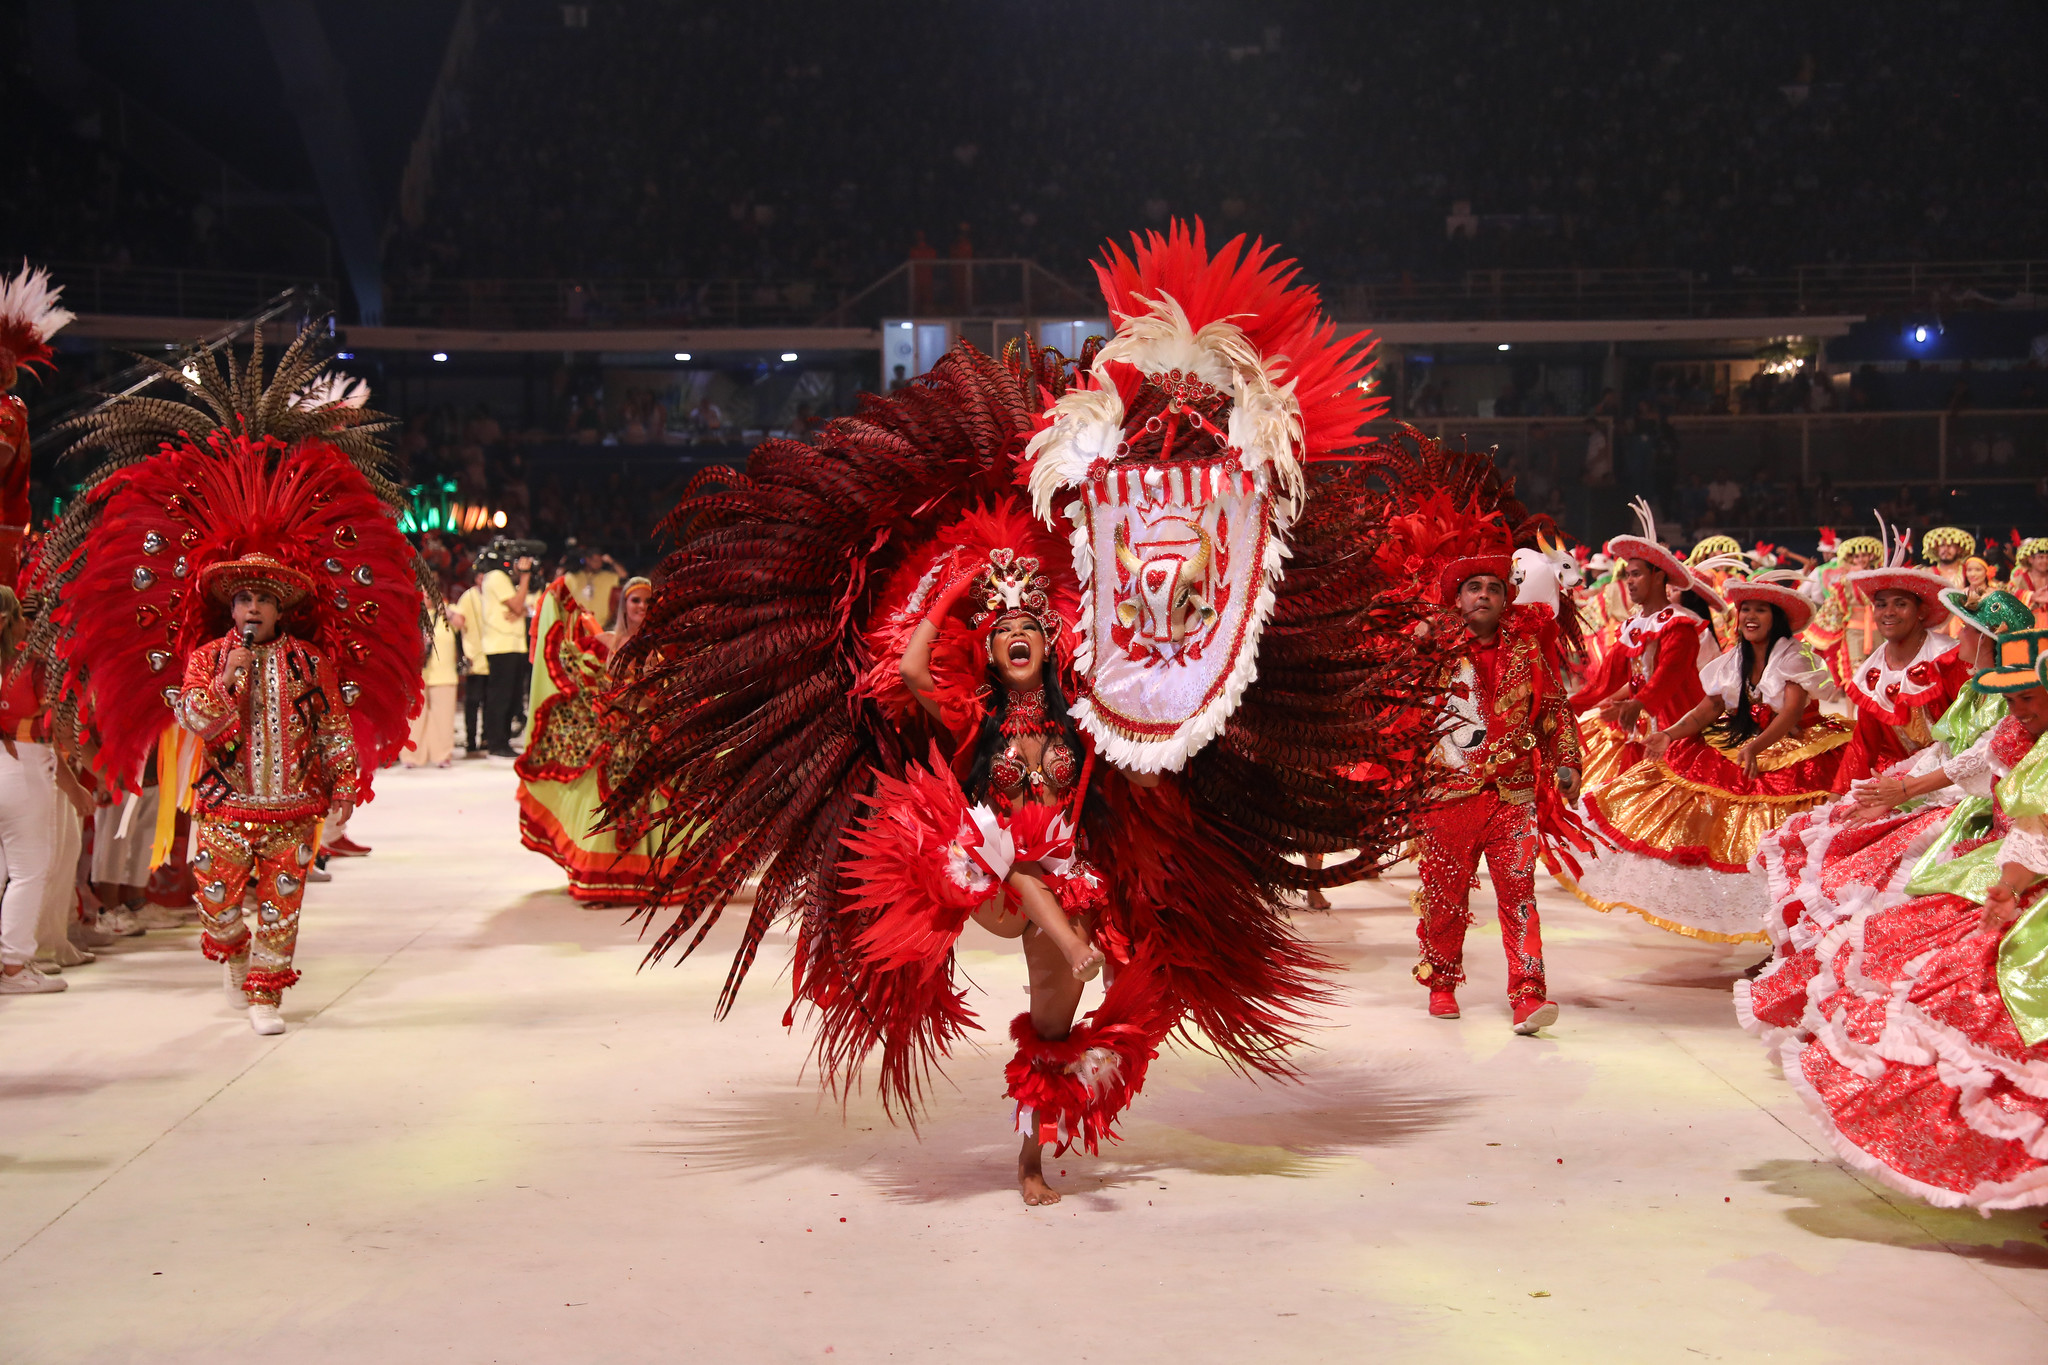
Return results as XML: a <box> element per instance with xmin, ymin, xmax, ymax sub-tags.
<box><xmin>1007</xmin><ymin>640</ymin><xmax>1032</xmax><ymax>666</ymax></box>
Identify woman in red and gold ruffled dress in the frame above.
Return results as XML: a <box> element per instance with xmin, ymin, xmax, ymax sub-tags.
<box><xmin>1575</xmin><ymin>573</ymin><xmax>1850</xmax><ymax>943</ymax></box>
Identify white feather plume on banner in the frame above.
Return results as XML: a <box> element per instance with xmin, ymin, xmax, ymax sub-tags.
<box><xmin>1024</xmin><ymin>288</ymin><xmax>1306</xmax><ymax>522</ymax></box>
<box><xmin>1025</xmin><ymin>384</ymin><xmax>1123</xmax><ymax>522</ymax></box>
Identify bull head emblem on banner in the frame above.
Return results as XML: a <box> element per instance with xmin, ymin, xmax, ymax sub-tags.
<box><xmin>1112</xmin><ymin>515</ymin><xmax>1223</xmax><ymax>657</ymax></box>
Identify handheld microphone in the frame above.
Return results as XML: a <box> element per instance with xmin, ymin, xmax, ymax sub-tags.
<box><xmin>230</xmin><ymin>620</ymin><xmax>259</xmax><ymax>693</ymax></box>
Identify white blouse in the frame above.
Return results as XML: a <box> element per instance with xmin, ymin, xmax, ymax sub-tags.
<box><xmin>2006</xmin><ymin>815</ymin><xmax>2048</xmax><ymax>878</ymax></box>
<box><xmin>1699</xmin><ymin>637</ymin><xmax>1835</xmax><ymax>715</ymax></box>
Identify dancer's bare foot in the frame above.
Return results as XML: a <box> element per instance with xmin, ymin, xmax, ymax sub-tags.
<box><xmin>1064</xmin><ymin>940</ymin><xmax>1105</xmax><ymax>981</ymax></box>
<box><xmin>1019</xmin><ymin>1136</ymin><xmax>1062</xmax><ymax>1206</ymax></box>
<box><xmin>1305</xmin><ymin>888</ymin><xmax>1331</xmax><ymax>910</ymax></box>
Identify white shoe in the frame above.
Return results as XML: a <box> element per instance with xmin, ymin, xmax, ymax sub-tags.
<box><xmin>223</xmin><ymin>958</ymin><xmax>250</xmax><ymax>1008</ymax></box>
<box><xmin>31</xmin><ymin>954</ymin><xmax>62</xmax><ymax>974</ymax></box>
<box><xmin>0</xmin><ymin>964</ymin><xmax>68</xmax><ymax>993</ymax></box>
<box><xmin>137</xmin><ymin>903</ymin><xmax>187</xmax><ymax>930</ymax></box>
<box><xmin>71</xmin><ymin>917</ymin><xmax>117</xmax><ymax>949</ymax></box>
<box><xmin>248</xmin><ymin>1003</ymin><xmax>285</xmax><ymax>1035</ymax></box>
<box><xmin>306</xmin><ymin>863</ymin><xmax>332</xmax><ymax>883</ymax></box>
<box><xmin>50</xmin><ymin>938</ymin><xmax>94</xmax><ymax>967</ymax></box>
<box><xmin>103</xmin><ymin>908</ymin><xmax>145</xmax><ymax>938</ymax></box>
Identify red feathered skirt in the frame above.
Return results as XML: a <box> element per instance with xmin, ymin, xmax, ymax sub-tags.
<box><xmin>840</xmin><ymin>763</ymin><xmax>1150</xmax><ymax>1155</ymax></box>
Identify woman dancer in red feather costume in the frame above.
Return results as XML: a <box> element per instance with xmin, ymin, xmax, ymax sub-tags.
<box><xmin>599</xmin><ymin>223</ymin><xmax>1458</xmax><ymax>1203</ymax></box>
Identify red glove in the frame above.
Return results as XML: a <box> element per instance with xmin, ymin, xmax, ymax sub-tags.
<box><xmin>922</xmin><ymin>562</ymin><xmax>980</xmax><ymax>630</ymax></box>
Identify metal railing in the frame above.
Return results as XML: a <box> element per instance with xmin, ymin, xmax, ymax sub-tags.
<box><xmin>57</xmin><ymin>256</ymin><xmax>2048</xmax><ymax>330</ymax></box>
<box><xmin>42</xmin><ymin>262</ymin><xmax>338</xmax><ymax>321</ymax></box>
<box><xmin>1381</xmin><ymin>409</ymin><xmax>2048</xmax><ymax>487</ymax></box>
<box><xmin>380</xmin><ymin>276</ymin><xmax>846</xmax><ymax>329</ymax></box>
<box><xmin>1329</xmin><ymin>259</ymin><xmax>2048</xmax><ymax>322</ymax></box>
<box><xmin>380</xmin><ymin>260</ymin><xmax>1100</xmax><ymax>330</ymax></box>
<box><xmin>818</xmin><ymin>259</ymin><xmax>1096</xmax><ymax>327</ymax></box>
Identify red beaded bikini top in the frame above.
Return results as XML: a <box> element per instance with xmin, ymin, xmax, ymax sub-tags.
<box><xmin>987</xmin><ymin>686</ymin><xmax>1076</xmax><ymax>805</ymax></box>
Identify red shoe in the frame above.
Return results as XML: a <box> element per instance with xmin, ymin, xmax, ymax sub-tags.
<box><xmin>326</xmin><ymin>835</ymin><xmax>372</xmax><ymax>857</ymax></box>
<box><xmin>1512</xmin><ymin>998</ymin><xmax>1559</xmax><ymax>1035</ymax></box>
<box><xmin>1428</xmin><ymin>990</ymin><xmax>1460</xmax><ymax>1019</ymax></box>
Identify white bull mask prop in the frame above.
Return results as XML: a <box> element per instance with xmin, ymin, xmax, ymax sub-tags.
<box><xmin>1026</xmin><ymin>294</ymin><xmax>1303</xmax><ymax>773</ymax></box>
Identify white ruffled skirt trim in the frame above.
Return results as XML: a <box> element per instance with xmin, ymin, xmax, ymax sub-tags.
<box><xmin>1567</xmin><ymin>844</ymin><xmax>1768</xmax><ymax>943</ymax></box>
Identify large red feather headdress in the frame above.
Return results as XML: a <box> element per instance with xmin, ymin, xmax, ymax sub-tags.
<box><xmin>856</xmin><ymin>498</ymin><xmax>1079</xmax><ymax>757</ymax></box>
<box><xmin>22</xmin><ymin>324</ymin><xmax>430</xmax><ymax>797</ymax></box>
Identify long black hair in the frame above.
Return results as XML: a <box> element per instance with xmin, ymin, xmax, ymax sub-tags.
<box><xmin>1720</xmin><ymin>602</ymin><xmax>1794</xmax><ymax>743</ymax></box>
<box><xmin>963</xmin><ymin>655</ymin><xmax>1106</xmax><ymax>826</ymax></box>
<box><xmin>1675</xmin><ymin>585</ymin><xmax>1717</xmax><ymax>621</ymax></box>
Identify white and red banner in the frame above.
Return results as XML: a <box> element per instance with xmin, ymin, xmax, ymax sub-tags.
<box><xmin>1067</xmin><ymin>457</ymin><xmax>1283</xmax><ymax>772</ymax></box>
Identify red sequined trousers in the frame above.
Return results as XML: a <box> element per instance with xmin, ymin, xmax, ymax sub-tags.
<box><xmin>1414</xmin><ymin>789</ymin><xmax>1545</xmax><ymax>1003</ymax></box>
<box><xmin>194</xmin><ymin>816</ymin><xmax>319</xmax><ymax>1005</ymax></box>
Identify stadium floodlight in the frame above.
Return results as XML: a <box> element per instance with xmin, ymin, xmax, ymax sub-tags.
<box><xmin>432</xmin><ymin>352</ymin><xmax>449</xmax><ymax>362</ymax></box>
<box><xmin>1497</xmin><ymin>343</ymin><xmax>1511</xmax><ymax>352</ymax></box>
<box><xmin>900</xmin><ymin>322</ymin><xmax>913</xmax><ymax>330</ymax></box>
<box><xmin>1913</xmin><ymin>326</ymin><xmax>1929</xmax><ymax>344</ymax></box>
<box><xmin>674</xmin><ymin>352</ymin><xmax>692</xmax><ymax>361</ymax></box>
<box><xmin>493</xmin><ymin>510</ymin><xmax>508</xmax><ymax>528</ymax></box>
<box><xmin>781</xmin><ymin>352</ymin><xmax>799</xmax><ymax>362</ymax></box>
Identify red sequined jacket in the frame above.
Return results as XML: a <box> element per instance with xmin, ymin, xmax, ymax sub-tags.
<box><xmin>1435</xmin><ymin>613</ymin><xmax>1583</xmax><ymax>804</ymax></box>
<box><xmin>175</xmin><ymin>632</ymin><xmax>361</xmax><ymax>822</ymax></box>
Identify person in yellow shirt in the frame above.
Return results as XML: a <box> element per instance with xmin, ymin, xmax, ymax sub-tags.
<box><xmin>562</xmin><ymin>545</ymin><xmax>625</xmax><ymax>629</ymax></box>
<box><xmin>404</xmin><ymin>602</ymin><xmax>463</xmax><ymax>768</ymax></box>
<box><xmin>453</xmin><ymin>577</ymin><xmax>490</xmax><ymax>756</ymax></box>
<box><xmin>478</xmin><ymin>542</ymin><xmax>536</xmax><ymax>757</ymax></box>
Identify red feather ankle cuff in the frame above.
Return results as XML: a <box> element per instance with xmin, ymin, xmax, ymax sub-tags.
<box><xmin>1004</xmin><ymin>1010</ymin><xmax>1160</xmax><ymax>1157</ymax></box>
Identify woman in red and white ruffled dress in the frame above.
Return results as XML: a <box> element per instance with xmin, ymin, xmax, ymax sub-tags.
<box><xmin>1738</xmin><ymin>585</ymin><xmax>2022</xmax><ymax>1035</ymax></box>
<box><xmin>1738</xmin><ymin>537</ymin><xmax>1983</xmax><ymax>1029</ymax></box>
<box><xmin>1754</xmin><ymin>629</ymin><xmax>2048</xmax><ymax>1211</ymax></box>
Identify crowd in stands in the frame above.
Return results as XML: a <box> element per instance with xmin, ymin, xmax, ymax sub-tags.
<box><xmin>4</xmin><ymin>70</ymin><xmax>219</xmax><ymax>273</ymax></box>
<box><xmin>387</xmin><ymin>0</ymin><xmax>2046</xmax><ymax>298</ymax></box>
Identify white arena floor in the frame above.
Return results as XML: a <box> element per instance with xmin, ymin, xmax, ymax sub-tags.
<box><xmin>3</xmin><ymin>761</ymin><xmax>2045</xmax><ymax>1363</ymax></box>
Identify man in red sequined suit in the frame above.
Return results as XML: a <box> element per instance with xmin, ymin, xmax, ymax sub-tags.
<box><xmin>175</xmin><ymin>554</ymin><xmax>360</xmax><ymax>1035</ymax></box>
<box><xmin>1414</xmin><ymin>556</ymin><xmax>1582</xmax><ymax>1035</ymax></box>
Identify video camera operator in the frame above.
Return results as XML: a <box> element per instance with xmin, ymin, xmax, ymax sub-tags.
<box><xmin>477</xmin><ymin>538</ymin><xmax>544</xmax><ymax>757</ymax></box>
